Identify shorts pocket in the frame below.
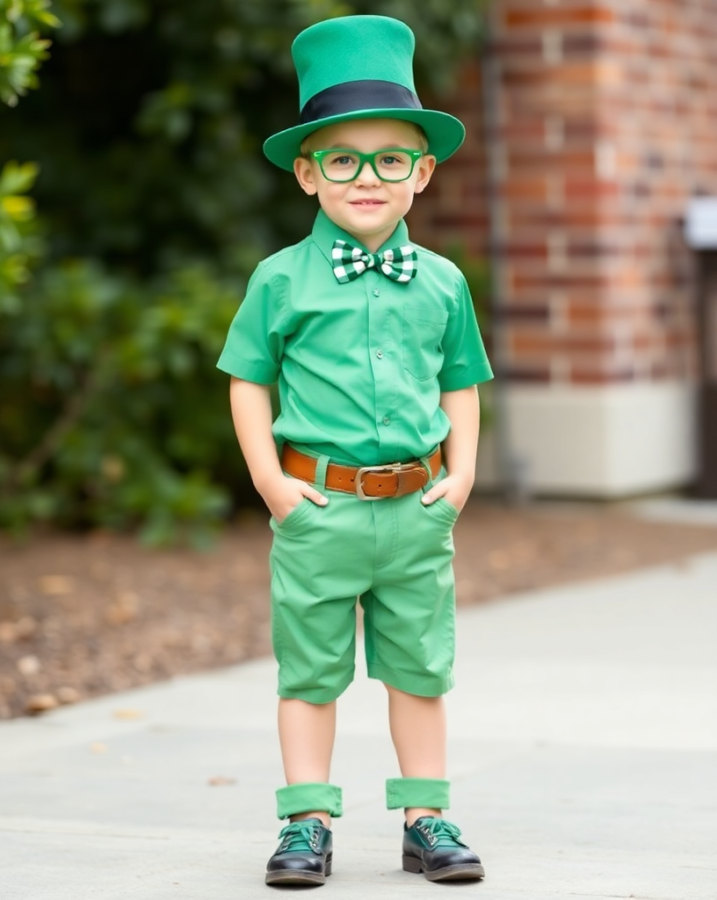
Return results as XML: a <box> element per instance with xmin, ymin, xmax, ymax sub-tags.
<box><xmin>270</xmin><ymin>498</ymin><xmax>314</xmax><ymax>533</ymax></box>
<box><xmin>422</xmin><ymin>496</ymin><xmax>459</xmax><ymax>526</ymax></box>
<box><xmin>402</xmin><ymin>304</ymin><xmax>448</xmax><ymax>381</ymax></box>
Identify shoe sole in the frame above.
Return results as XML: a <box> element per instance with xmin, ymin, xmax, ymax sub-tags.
<box><xmin>403</xmin><ymin>855</ymin><xmax>485</xmax><ymax>882</ymax></box>
<box><xmin>265</xmin><ymin>857</ymin><xmax>332</xmax><ymax>886</ymax></box>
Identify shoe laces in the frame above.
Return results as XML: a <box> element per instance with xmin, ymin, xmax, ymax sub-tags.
<box><xmin>277</xmin><ymin>820</ymin><xmax>323</xmax><ymax>853</ymax></box>
<box><xmin>415</xmin><ymin>817</ymin><xmax>467</xmax><ymax>848</ymax></box>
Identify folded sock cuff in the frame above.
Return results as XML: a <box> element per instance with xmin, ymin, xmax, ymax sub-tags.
<box><xmin>385</xmin><ymin>777</ymin><xmax>450</xmax><ymax>810</ymax></box>
<box><xmin>276</xmin><ymin>782</ymin><xmax>343</xmax><ymax>819</ymax></box>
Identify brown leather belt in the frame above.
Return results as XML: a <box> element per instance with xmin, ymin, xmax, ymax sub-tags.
<box><xmin>281</xmin><ymin>445</ymin><xmax>441</xmax><ymax>500</ymax></box>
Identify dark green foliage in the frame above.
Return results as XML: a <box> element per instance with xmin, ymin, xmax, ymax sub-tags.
<box><xmin>0</xmin><ymin>0</ymin><xmax>58</xmax><ymax>105</ymax></box>
<box><xmin>0</xmin><ymin>257</ymin><xmax>244</xmax><ymax>545</ymax></box>
<box><xmin>0</xmin><ymin>0</ymin><xmax>486</xmax><ymax>541</ymax></box>
<box><xmin>5</xmin><ymin>0</ymin><xmax>484</xmax><ymax>269</ymax></box>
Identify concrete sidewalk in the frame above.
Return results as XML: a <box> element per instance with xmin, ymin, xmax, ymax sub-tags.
<box><xmin>1</xmin><ymin>553</ymin><xmax>716</xmax><ymax>900</ymax></box>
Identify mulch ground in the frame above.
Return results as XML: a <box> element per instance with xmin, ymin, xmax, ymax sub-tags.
<box><xmin>1</xmin><ymin>498</ymin><xmax>716</xmax><ymax>719</ymax></box>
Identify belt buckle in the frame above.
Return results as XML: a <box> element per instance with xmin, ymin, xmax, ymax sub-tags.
<box><xmin>355</xmin><ymin>462</ymin><xmax>405</xmax><ymax>501</ymax></box>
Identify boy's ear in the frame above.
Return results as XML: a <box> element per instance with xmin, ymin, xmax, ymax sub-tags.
<box><xmin>413</xmin><ymin>154</ymin><xmax>437</xmax><ymax>195</ymax></box>
<box><xmin>294</xmin><ymin>157</ymin><xmax>318</xmax><ymax>196</ymax></box>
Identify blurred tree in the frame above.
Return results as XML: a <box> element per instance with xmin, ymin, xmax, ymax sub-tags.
<box><xmin>3</xmin><ymin>0</ymin><xmax>485</xmax><ymax>272</ymax></box>
<box><xmin>0</xmin><ymin>0</ymin><xmax>58</xmax><ymax>105</ymax></box>
<box><xmin>0</xmin><ymin>0</ymin><xmax>487</xmax><ymax>542</ymax></box>
<box><xmin>0</xmin><ymin>159</ymin><xmax>41</xmax><ymax>303</ymax></box>
<box><xmin>0</xmin><ymin>1</ymin><xmax>57</xmax><ymax>298</ymax></box>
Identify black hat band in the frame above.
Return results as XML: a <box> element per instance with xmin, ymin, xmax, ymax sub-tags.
<box><xmin>299</xmin><ymin>80</ymin><xmax>423</xmax><ymax>125</ymax></box>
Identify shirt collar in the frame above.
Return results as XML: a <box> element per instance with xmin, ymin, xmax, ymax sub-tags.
<box><xmin>311</xmin><ymin>208</ymin><xmax>411</xmax><ymax>266</ymax></box>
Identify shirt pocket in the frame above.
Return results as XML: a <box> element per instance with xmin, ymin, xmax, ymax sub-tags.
<box><xmin>402</xmin><ymin>304</ymin><xmax>449</xmax><ymax>381</ymax></box>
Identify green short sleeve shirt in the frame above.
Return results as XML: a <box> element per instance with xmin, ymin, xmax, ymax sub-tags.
<box><xmin>217</xmin><ymin>209</ymin><xmax>493</xmax><ymax>466</ymax></box>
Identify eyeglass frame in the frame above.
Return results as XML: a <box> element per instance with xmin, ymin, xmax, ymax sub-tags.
<box><xmin>308</xmin><ymin>148</ymin><xmax>425</xmax><ymax>183</ymax></box>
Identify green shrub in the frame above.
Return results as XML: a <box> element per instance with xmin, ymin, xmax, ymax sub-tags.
<box><xmin>0</xmin><ymin>0</ymin><xmax>58</xmax><ymax>106</ymax></box>
<box><xmin>0</xmin><ymin>256</ymin><xmax>249</xmax><ymax>545</ymax></box>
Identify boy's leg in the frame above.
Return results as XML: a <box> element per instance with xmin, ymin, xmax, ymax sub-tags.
<box><xmin>362</xmin><ymin>489</ymin><xmax>456</xmax><ymax>823</ymax></box>
<box><xmin>365</xmin><ymin>489</ymin><xmax>484</xmax><ymax>881</ymax></box>
<box><xmin>267</xmin><ymin>474</ymin><xmax>373</xmax><ymax>884</ymax></box>
<box><xmin>386</xmin><ymin>685</ymin><xmax>446</xmax><ymax>827</ymax></box>
<box><xmin>383</xmin><ymin>684</ymin><xmax>484</xmax><ymax>882</ymax></box>
<box><xmin>267</xmin><ymin>699</ymin><xmax>341</xmax><ymax>886</ymax></box>
<box><xmin>269</xmin><ymin>479</ymin><xmax>364</xmax><ymax>829</ymax></box>
<box><xmin>278</xmin><ymin>697</ymin><xmax>337</xmax><ymax>828</ymax></box>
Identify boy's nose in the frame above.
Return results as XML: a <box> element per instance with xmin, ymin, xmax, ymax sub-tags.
<box><xmin>355</xmin><ymin>160</ymin><xmax>380</xmax><ymax>185</ymax></box>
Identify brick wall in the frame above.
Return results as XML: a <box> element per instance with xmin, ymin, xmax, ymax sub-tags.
<box><xmin>410</xmin><ymin>0</ymin><xmax>717</xmax><ymax>388</ymax></box>
<box><xmin>408</xmin><ymin>62</ymin><xmax>489</xmax><ymax>261</ymax></box>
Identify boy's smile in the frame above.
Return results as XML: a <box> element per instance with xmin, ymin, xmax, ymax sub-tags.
<box><xmin>294</xmin><ymin>119</ymin><xmax>436</xmax><ymax>252</ymax></box>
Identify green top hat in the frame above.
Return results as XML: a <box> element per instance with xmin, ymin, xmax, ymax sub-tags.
<box><xmin>263</xmin><ymin>15</ymin><xmax>466</xmax><ymax>171</ymax></box>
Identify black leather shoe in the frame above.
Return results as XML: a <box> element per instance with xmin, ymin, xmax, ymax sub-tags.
<box><xmin>265</xmin><ymin>818</ymin><xmax>332</xmax><ymax>886</ymax></box>
<box><xmin>402</xmin><ymin>816</ymin><xmax>485</xmax><ymax>882</ymax></box>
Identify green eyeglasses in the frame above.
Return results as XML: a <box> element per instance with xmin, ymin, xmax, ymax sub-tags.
<box><xmin>310</xmin><ymin>148</ymin><xmax>425</xmax><ymax>183</ymax></box>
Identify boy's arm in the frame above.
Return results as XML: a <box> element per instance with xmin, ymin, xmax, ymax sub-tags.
<box><xmin>422</xmin><ymin>385</ymin><xmax>480</xmax><ymax>511</ymax></box>
<box><xmin>229</xmin><ymin>377</ymin><xmax>327</xmax><ymax>521</ymax></box>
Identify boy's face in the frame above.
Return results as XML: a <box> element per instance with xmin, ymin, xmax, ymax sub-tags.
<box><xmin>293</xmin><ymin>119</ymin><xmax>436</xmax><ymax>252</ymax></box>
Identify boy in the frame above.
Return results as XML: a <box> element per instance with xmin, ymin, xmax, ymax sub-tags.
<box><xmin>217</xmin><ymin>15</ymin><xmax>493</xmax><ymax>886</ymax></box>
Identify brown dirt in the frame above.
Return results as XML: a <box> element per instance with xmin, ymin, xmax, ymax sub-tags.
<box><xmin>1</xmin><ymin>499</ymin><xmax>716</xmax><ymax>720</ymax></box>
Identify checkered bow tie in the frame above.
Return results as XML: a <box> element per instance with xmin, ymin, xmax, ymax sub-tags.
<box><xmin>331</xmin><ymin>239</ymin><xmax>418</xmax><ymax>285</ymax></box>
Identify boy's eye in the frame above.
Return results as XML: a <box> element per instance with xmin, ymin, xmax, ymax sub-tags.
<box><xmin>327</xmin><ymin>154</ymin><xmax>358</xmax><ymax>166</ymax></box>
<box><xmin>380</xmin><ymin>155</ymin><xmax>400</xmax><ymax>165</ymax></box>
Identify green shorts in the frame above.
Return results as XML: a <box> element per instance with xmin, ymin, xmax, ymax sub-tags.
<box><xmin>269</xmin><ymin>455</ymin><xmax>458</xmax><ymax>704</ymax></box>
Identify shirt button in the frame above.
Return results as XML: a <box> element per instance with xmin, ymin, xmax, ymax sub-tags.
<box><xmin>382</xmin><ymin>416</ymin><xmax>391</xmax><ymax>426</ymax></box>
<box><xmin>373</xmin><ymin>288</ymin><xmax>381</xmax><ymax>297</ymax></box>
<box><xmin>376</xmin><ymin>350</ymin><xmax>383</xmax><ymax>359</ymax></box>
